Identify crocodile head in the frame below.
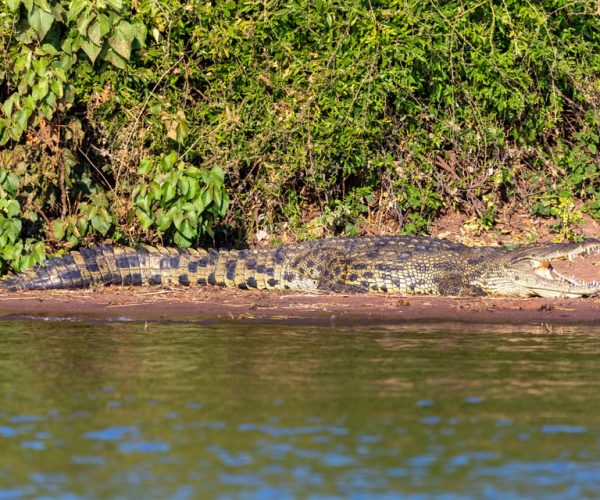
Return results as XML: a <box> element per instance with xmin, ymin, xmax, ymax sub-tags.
<box><xmin>473</xmin><ymin>239</ymin><xmax>600</xmax><ymax>298</ymax></box>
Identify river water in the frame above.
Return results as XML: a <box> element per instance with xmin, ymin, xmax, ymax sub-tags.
<box><xmin>1</xmin><ymin>320</ymin><xmax>600</xmax><ymax>498</ymax></box>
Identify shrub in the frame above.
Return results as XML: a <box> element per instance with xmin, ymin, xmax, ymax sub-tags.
<box><xmin>0</xmin><ymin>0</ymin><xmax>598</xmax><ymax>271</ymax></box>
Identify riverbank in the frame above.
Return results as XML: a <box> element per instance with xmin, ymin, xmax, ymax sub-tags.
<box><xmin>1</xmin><ymin>286</ymin><xmax>600</xmax><ymax>325</ymax></box>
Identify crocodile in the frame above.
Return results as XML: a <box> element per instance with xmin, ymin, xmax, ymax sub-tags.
<box><xmin>1</xmin><ymin>236</ymin><xmax>599</xmax><ymax>297</ymax></box>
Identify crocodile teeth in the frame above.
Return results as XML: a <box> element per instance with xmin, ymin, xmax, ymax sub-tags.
<box><xmin>536</xmin><ymin>258</ymin><xmax>597</xmax><ymax>289</ymax></box>
<box><xmin>555</xmin><ymin>273</ymin><xmax>581</xmax><ymax>286</ymax></box>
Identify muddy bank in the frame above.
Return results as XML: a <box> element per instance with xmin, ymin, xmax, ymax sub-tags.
<box><xmin>1</xmin><ymin>286</ymin><xmax>600</xmax><ymax>325</ymax></box>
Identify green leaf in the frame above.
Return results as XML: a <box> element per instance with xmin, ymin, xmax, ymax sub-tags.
<box><xmin>17</xmin><ymin>255</ymin><xmax>30</xmax><ymax>271</ymax></box>
<box><xmin>87</xmin><ymin>20</ymin><xmax>103</xmax><ymax>46</ymax></box>
<box><xmin>31</xmin><ymin>242</ymin><xmax>46</xmax><ymax>263</ymax></box>
<box><xmin>7</xmin><ymin>218</ymin><xmax>22</xmax><ymax>243</ymax></box>
<box><xmin>175</xmin><ymin>117</ymin><xmax>189</xmax><ymax>143</ymax></box>
<box><xmin>9</xmin><ymin>127</ymin><xmax>22</xmax><ymax>143</ymax></box>
<box><xmin>39</xmin><ymin>43</ymin><xmax>59</xmax><ymax>55</ymax></box>
<box><xmin>155</xmin><ymin>210</ymin><xmax>172</xmax><ymax>231</ymax></box>
<box><xmin>102</xmin><ymin>48</ymin><xmax>127</xmax><ymax>69</ymax></box>
<box><xmin>34</xmin><ymin>0</ymin><xmax>52</xmax><ymax>11</ymax></box>
<box><xmin>172</xmin><ymin>211</ymin><xmax>183</xmax><ymax>230</ymax></box>
<box><xmin>131</xmin><ymin>22</ymin><xmax>147</xmax><ymax>46</ymax></box>
<box><xmin>162</xmin><ymin>179</ymin><xmax>177</xmax><ymax>202</ymax></box>
<box><xmin>219</xmin><ymin>194</ymin><xmax>230</xmax><ymax>216</ymax></box>
<box><xmin>86</xmin><ymin>204</ymin><xmax>97</xmax><ymax>218</ymax></box>
<box><xmin>178</xmin><ymin>176</ymin><xmax>190</xmax><ymax>197</ymax></box>
<box><xmin>187</xmin><ymin>179</ymin><xmax>198</xmax><ymax>200</ymax></box>
<box><xmin>181</xmin><ymin>202</ymin><xmax>196</xmax><ymax>218</ymax></box>
<box><xmin>138</xmin><ymin>158</ymin><xmax>152</xmax><ymax>175</ymax></box>
<box><xmin>50</xmin><ymin>79</ymin><xmax>64</xmax><ymax>99</ymax></box>
<box><xmin>67</xmin><ymin>0</ymin><xmax>87</xmax><ymax>21</ymax></box>
<box><xmin>2</xmin><ymin>94</ymin><xmax>19</xmax><ymax>118</ymax></box>
<box><xmin>76</xmin><ymin>217</ymin><xmax>88</xmax><ymax>236</ymax></box>
<box><xmin>60</xmin><ymin>38</ymin><xmax>73</xmax><ymax>56</ymax></box>
<box><xmin>210</xmin><ymin>166</ymin><xmax>225</xmax><ymax>183</ymax></box>
<box><xmin>149</xmin><ymin>181</ymin><xmax>162</xmax><ymax>200</ymax></box>
<box><xmin>173</xmin><ymin>230</ymin><xmax>192</xmax><ymax>248</ymax></box>
<box><xmin>54</xmin><ymin>67</ymin><xmax>67</xmax><ymax>82</ymax></box>
<box><xmin>179</xmin><ymin>219</ymin><xmax>196</xmax><ymax>240</ymax></box>
<box><xmin>105</xmin><ymin>0</ymin><xmax>122</xmax><ymax>10</ymax></box>
<box><xmin>98</xmin><ymin>206</ymin><xmax>110</xmax><ymax>220</ymax></box>
<box><xmin>15</xmin><ymin>108</ymin><xmax>32</xmax><ymax>134</ymax></box>
<box><xmin>6</xmin><ymin>200</ymin><xmax>20</xmax><ymax>218</ymax></box>
<box><xmin>13</xmin><ymin>52</ymin><xmax>32</xmax><ymax>73</ymax></box>
<box><xmin>31</xmin><ymin>77</ymin><xmax>49</xmax><ymax>101</ymax></box>
<box><xmin>160</xmin><ymin>152</ymin><xmax>177</xmax><ymax>172</ymax></box>
<box><xmin>97</xmin><ymin>13</ymin><xmax>112</xmax><ymax>38</ymax></box>
<box><xmin>7</xmin><ymin>0</ymin><xmax>22</xmax><ymax>12</ymax></box>
<box><xmin>40</xmin><ymin>100</ymin><xmax>54</xmax><ymax>119</ymax></box>
<box><xmin>52</xmin><ymin>220</ymin><xmax>66</xmax><ymax>240</ymax></box>
<box><xmin>91</xmin><ymin>214</ymin><xmax>111</xmax><ymax>235</ymax></box>
<box><xmin>108</xmin><ymin>20</ymin><xmax>134</xmax><ymax>60</ymax></box>
<box><xmin>81</xmin><ymin>39</ymin><xmax>102</xmax><ymax>64</ymax></box>
<box><xmin>28</xmin><ymin>6</ymin><xmax>55</xmax><ymax>41</ymax></box>
<box><xmin>134</xmin><ymin>194</ymin><xmax>151</xmax><ymax>213</ymax></box>
<box><xmin>76</xmin><ymin>10</ymin><xmax>95</xmax><ymax>36</ymax></box>
<box><xmin>136</xmin><ymin>209</ymin><xmax>154</xmax><ymax>230</ymax></box>
<box><xmin>192</xmin><ymin>192</ymin><xmax>206</xmax><ymax>213</ymax></box>
<box><xmin>2</xmin><ymin>243</ymin><xmax>18</xmax><ymax>261</ymax></box>
<box><xmin>201</xmin><ymin>188</ymin><xmax>213</xmax><ymax>207</ymax></box>
<box><xmin>212</xmin><ymin>186</ymin><xmax>222</xmax><ymax>209</ymax></box>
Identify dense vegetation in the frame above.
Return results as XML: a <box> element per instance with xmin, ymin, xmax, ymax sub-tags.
<box><xmin>1</xmin><ymin>0</ymin><xmax>599</xmax><ymax>271</ymax></box>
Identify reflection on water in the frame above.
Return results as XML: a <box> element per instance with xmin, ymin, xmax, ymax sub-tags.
<box><xmin>1</xmin><ymin>320</ymin><xmax>600</xmax><ymax>498</ymax></box>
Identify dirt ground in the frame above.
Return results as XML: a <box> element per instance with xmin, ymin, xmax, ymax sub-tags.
<box><xmin>1</xmin><ymin>285</ymin><xmax>600</xmax><ymax>325</ymax></box>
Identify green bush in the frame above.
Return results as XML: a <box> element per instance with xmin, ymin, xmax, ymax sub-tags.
<box><xmin>0</xmin><ymin>168</ymin><xmax>45</xmax><ymax>272</ymax></box>
<box><xmin>132</xmin><ymin>153</ymin><xmax>229</xmax><ymax>247</ymax></box>
<box><xmin>0</xmin><ymin>0</ymin><xmax>598</xmax><ymax>271</ymax></box>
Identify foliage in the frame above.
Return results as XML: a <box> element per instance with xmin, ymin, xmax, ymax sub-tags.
<box><xmin>0</xmin><ymin>0</ymin><xmax>599</xmax><ymax>271</ymax></box>
<box><xmin>0</xmin><ymin>168</ymin><xmax>45</xmax><ymax>272</ymax></box>
<box><xmin>1</xmin><ymin>0</ymin><xmax>146</xmax><ymax>145</ymax></box>
<box><xmin>132</xmin><ymin>153</ymin><xmax>229</xmax><ymax>247</ymax></box>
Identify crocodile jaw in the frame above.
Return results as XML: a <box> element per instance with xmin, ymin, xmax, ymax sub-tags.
<box><xmin>522</xmin><ymin>280</ymin><xmax>600</xmax><ymax>298</ymax></box>
<box><xmin>506</xmin><ymin>240</ymin><xmax>600</xmax><ymax>298</ymax></box>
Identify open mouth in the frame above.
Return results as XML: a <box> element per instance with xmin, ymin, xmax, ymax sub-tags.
<box><xmin>531</xmin><ymin>244</ymin><xmax>600</xmax><ymax>293</ymax></box>
<box><xmin>533</xmin><ymin>260</ymin><xmax>597</xmax><ymax>288</ymax></box>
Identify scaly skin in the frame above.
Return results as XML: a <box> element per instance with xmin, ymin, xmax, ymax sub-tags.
<box><xmin>1</xmin><ymin>236</ymin><xmax>599</xmax><ymax>297</ymax></box>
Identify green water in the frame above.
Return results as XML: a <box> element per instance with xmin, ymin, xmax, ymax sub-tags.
<box><xmin>1</xmin><ymin>320</ymin><xmax>600</xmax><ymax>499</ymax></box>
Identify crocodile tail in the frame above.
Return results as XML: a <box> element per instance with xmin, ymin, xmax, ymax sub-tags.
<box><xmin>0</xmin><ymin>245</ymin><xmax>218</xmax><ymax>291</ymax></box>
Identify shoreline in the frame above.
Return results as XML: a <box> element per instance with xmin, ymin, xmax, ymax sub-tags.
<box><xmin>1</xmin><ymin>287</ymin><xmax>600</xmax><ymax>325</ymax></box>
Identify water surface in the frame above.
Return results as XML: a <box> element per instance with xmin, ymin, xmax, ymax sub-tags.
<box><xmin>1</xmin><ymin>320</ymin><xmax>600</xmax><ymax>498</ymax></box>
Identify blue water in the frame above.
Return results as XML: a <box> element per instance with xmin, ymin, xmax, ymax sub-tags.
<box><xmin>1</xmin><ymin>320</ymin><xmax>600</xmax><ymax>498</ymax></box>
